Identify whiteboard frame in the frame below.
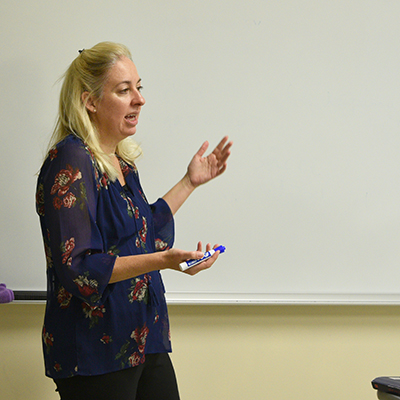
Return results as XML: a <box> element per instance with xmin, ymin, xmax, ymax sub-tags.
<box><xmin>11</xmin><ymin>291</ymin><xmax>400</xmax><ymax>305</ymax></box>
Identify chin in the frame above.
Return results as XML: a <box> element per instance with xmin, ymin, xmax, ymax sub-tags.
<box><xmin>122</xmin><ymin>129</ymin><xmax>137</xmax><ymax>138</ymax></box>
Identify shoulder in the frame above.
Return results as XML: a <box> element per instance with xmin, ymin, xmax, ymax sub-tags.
<box><xmin>43</xmin><ymin>135</ymin><xmax>100</xmax><ymax>174</ymax></box>
<box><xmin>51</xmin><ymin>135</ymin><xmax>91</xmax><ymax>162</ymax></box>
<box><xmin>39</xmin><ymin>135</ymin><xmax>98</xmax><ymax>186</ymax></box>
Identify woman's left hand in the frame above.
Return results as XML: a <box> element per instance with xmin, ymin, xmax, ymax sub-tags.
<box><xmin>186</xmin><ymin>136</ymin><xmax>232</xmax><ymax>189</ymax></box>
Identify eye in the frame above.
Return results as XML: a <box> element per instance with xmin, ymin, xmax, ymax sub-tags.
<box><xmin>120</xmin><ymin>88</ymin><xmax>129</xmax><ymax>94</ymax></box>
<box><xmin>137</xmin><ymin>86</ymin><xmax>143</xmax><ymax>93</ymax></box>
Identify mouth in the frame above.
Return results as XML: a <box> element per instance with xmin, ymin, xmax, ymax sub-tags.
<box><xmin>125</xmin><ymin>113</ymin><xmax>138</xmax><ymax>121</ymax></box>
<box><xmin>124</xmin><ymin>113</ymin><xmax>139</xmax><ymax>128</ymax></box>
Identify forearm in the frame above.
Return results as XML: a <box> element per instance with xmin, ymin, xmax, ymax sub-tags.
<box><xmin>109</xmin><ymin>246</ymin><xmax>204</xmax><ymax>283</ymax></box>
<box><xmin>109</xmin><ymin>252</ymin><xmax>165</xmax><ymax>284</ymax></box>
<box><xmin>162</xmin><ymin>173</ymin><xmax>196</xmax><ymax>215</ymax></box>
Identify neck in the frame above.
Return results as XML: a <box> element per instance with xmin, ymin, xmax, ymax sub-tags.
<box><xmin>100</xmin><ymin>141</ymin><xmax>118</xmax><ymax>156</ymax></box>
<box><xmin>97</xmin><ymin>130</ymin><xmax>120</xmax><ymax>155</ymax></box>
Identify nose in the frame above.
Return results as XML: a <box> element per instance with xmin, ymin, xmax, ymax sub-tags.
<box><xmin>133</xmin><ymin>90</ymin><xmax>145</xmax><ymax>107</ymax></box>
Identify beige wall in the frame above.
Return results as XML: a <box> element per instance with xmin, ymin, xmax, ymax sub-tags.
<box><xmin>1</xmin><ymin>303</ymin><xmax>399</xmax><ymax>399</ymax></box>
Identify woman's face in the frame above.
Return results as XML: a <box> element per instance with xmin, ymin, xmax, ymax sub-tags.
<box><xmin>89</xmin><ymin>56</ymin><xmax>145</xmax><ymax>151</ymax></box>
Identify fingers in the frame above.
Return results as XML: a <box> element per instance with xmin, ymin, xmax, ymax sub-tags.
<box><xmin>192</xmin><ymin>138</ymin><xmax>232</xmax><ymax>181</ymax></box>
<box><xmin>195</xmin><ymin>141</ymin><xmax>209</xmax><ymax>158</ymax></box>
<box><xmin>215</xmin><ymin>136</ymin><xmax>229</xmax><ymax>151</ymax></box>
<box><xmin>198</xmin><ymin>137</ymin><xmax>232</xmax><ymax>161</ymax></box>
<box><xmin>183</xmin><ymin>243</ymin><xmax>220</xmax><ymax>276</ymax></box>
<box><xmin>214</xmin><ymin>136</ymin><xmax>233</xmax><ymax>156</ymax></box>
<box><xmin>196</xmin><ymin>241</ymin><xmax>202</xmax><ymax>252</ymax></box>
<box><xmin>212</xmin><ymin>138</ymin><xmax>232</xmax><ymax>173</ymax></box>
<box><xmin>195</xmin><ymin>241</ymin><xmax>212</xmax><ymax>253</ymax></box>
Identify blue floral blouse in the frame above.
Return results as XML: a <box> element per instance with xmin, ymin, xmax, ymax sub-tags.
<box><xmin>36</xmin><ymin>134</ymin><xmax>174</xmax><ymax>379</ymax></box>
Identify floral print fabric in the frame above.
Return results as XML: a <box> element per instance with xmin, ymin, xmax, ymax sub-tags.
<box><xmin>36</xmin><ymin>135</ymin><xmax>174</xmax><ymax>378</ymax></box>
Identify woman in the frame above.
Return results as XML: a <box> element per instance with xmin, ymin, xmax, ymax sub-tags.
<box><xmin>36</xmin><ymin>41</ymin><xmax>232</xmax><ymax>400</ymax></box>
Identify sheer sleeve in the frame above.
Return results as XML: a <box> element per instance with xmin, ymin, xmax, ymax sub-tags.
<box><xmin>150</xmin><ymin>198</ymin><xmax>175</xmax><ymax>252</ymax></box>
<box><xmin>36</xmin><ymin>137</ymin><xmax>116</xmax><ymax>306</ymax></box>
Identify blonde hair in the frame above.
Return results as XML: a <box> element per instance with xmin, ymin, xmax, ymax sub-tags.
<box><xmin>47</xmin><ymin>41</ymin><xmax>142</xmax><ymax>181</ymax></box>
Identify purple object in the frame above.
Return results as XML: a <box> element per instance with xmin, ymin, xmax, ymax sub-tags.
<box><xmin>0</xmin><ymin>283</ymin><xmax>14</xmax><ymax>303</ymax></box>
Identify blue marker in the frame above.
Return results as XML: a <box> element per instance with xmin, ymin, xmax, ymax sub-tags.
<box><xmin>179</xmin><ymin>245</ymin><xmax>226</xmax><ymax>271</ymax></box>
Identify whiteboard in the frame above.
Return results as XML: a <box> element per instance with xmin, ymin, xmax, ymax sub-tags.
<box><xmin>2</xmin><ymin>0</ymin><xmax>400</xmax><ymax>304</ymax></box>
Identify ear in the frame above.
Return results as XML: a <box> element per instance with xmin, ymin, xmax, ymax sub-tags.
<box><xmin>81</xmin><ymin>91</ymin><xmax>97</xmax><ymax>113</ymax></box>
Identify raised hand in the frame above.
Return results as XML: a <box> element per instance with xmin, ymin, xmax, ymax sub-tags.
<box><xmin>186</xmin><ymin>136</ymin><xmax>233</xmax><ymax>188</ymax></box>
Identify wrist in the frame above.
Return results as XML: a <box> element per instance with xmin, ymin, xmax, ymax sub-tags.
<box><xmin>182</xmin><ymin>173</ymin><xmax>197</xmax><ymax>192</ymax></box>
<box><xmin>157</xmin><ymin>251</ymin><xmax>169</xmax><ymax>271</ymax></box>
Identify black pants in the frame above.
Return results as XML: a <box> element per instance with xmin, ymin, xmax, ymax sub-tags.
<box><xmin>54</xmin><ymin>353</ymin><xmax>180</xmax><ymax>400</ymax></box>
